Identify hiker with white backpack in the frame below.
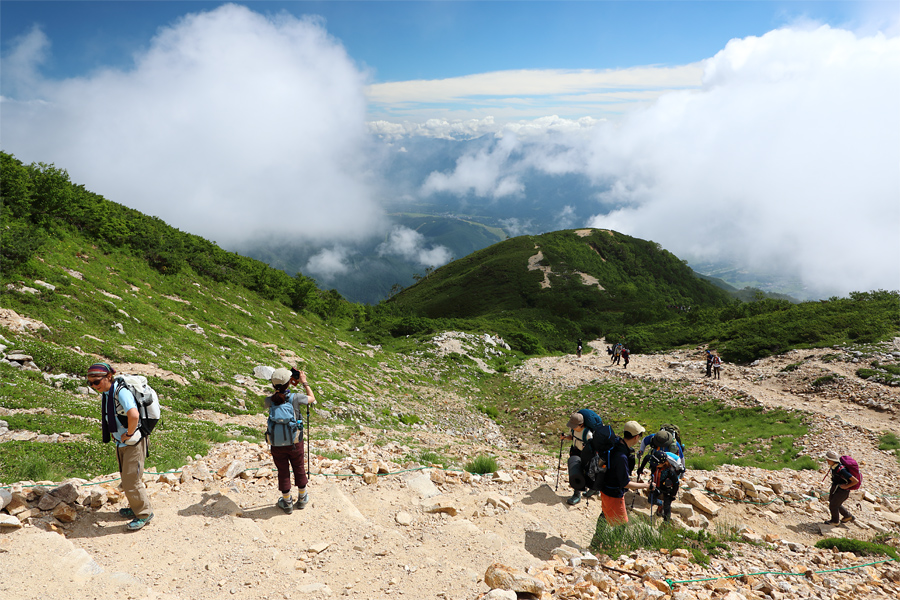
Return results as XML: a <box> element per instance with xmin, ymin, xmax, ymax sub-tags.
<box><xmin>88</xmin><ymin>362</ymin><xmax>158</xmax><ymax>531</ymax></box>
<box><xmin>823</xmin><ymin>450</ymin><xmax>860</xmax><ymax>525</ymax></box>
<box><xmin>265</xmin><ymin>367</ymin><xmax>316</xmax><ymax>514</ymax></box>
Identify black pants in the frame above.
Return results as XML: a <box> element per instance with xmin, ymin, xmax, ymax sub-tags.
<box><xmin>829</xmin><ymin>487</ymin><xmax>852</xmax><ymax>522</ymax></box>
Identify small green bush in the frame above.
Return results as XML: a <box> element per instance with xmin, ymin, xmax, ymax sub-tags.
<box><xmin>812</xmin><ymin>375</ymin><xmax>840</xmax><ymax>387</ymax></box>
<box><xmin>399</xmin><ymin>414</ymin><xmax>421</xmax><ymax>426</ymax></box>
<box><xmin>780</xmin><ymin>362</ymin><xmax>802</xmax><ymax>372</ymax></box>
<box><xmin>814</xmin><ymin>537</ymin><xmax>899</xmax><ymax>560</ymax></box>
<box><xmin>477</xmin><ymin>403</ymin><xmax>500</xmax><ymax>419</ymax></box>
<box><xmin>878</xmin><ymin>432</ymin><xmax>900</xmax><ymax>451</ymax></box>
<box><xmin>465</xmin><ymin>454</ymin><xmax>498</xmax><ymax>474</ymax></box>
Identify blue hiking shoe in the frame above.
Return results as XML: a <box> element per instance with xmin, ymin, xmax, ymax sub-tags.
<box><xmin>566</xmin><ymin>492</ymin><xmax>582</xmax><ymax>505</ymax></box>
<box><xmin>295</xmin><ymin>492</ymin><xmax>309</xmax><ymax>510</ymax></box>
<box><xmin>277</xmin><ymin>496</ymin><xmax>294</xmax><ymax>514</ymax></box>
<box><xmin>126</xmin><ymin>512</ymin><xmax>153</xmax><ymax>531</ymax></box>
<box><xmin>118</xmin><ymin>507</ymin><xmax>135</xmax><ymax>518</ymax></box>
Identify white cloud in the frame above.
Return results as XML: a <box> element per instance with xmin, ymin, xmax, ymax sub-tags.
<box><xmin>377</xmin><ymin>226</ymin><xmax>452</xmax><ymax>267</ymax></box>
<box><xmin>304</xmin><ymin>246</ymin><xmax>352</xmax><ymax>282</ymax></box>
<box><xmin>366</xmin><ymin>65</ymin><xmax>704</xmax><ymax>124</ymax></box>
<box><xmin>1</xmin><ymin>4</ymin><xmax>382</xmax><ymax>245</ymax></box>
<box><xmin>421</xmin><ymin>26</ymin><xmax>900</xmax><ymax>296</ymax></box>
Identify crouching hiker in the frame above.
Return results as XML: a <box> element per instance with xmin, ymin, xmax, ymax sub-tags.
<box><xmin>266</xmin><ymin>367</ymin><xmax>316</xmax><ymax>514</ymax></box>
<box><xmin>598</xmin><ymin>421</ymin><xmax>654</xmax><ymax>526</ymax></box>
<box><xmin>89</xmin><ymin>362</ymin><xmax>153</xmax><ymax>531</ymax></box>
<box><xmin>561</xmin><ymin>412</ymin><xmax>594</xmax><ymax>505</ymax></box>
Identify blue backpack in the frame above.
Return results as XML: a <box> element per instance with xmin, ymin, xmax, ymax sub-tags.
<box><xmin>266</xmin><ymin>398</ymin><xmax>301</xmax><ymax>447</ymax></box>
<box><xmin>577</xmin><ymin>409</ymin><xmax>618</xmax><ymax>454</ymax></box>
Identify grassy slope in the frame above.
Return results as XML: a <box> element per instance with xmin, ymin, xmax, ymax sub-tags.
<box><xmin>388</xmin><ymin>229</ymin><xmax>732</xmax><ymax>320</ymax></box>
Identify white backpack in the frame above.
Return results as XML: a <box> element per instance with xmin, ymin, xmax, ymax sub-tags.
<box><xmin>113</xmin><ymin>374</ymin><xmax>161</xmax><ymax>438</ymax></box>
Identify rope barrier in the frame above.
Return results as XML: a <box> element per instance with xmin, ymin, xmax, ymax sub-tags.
<box><xmin>664</xmin><ymin>558</ymin><xmax>898</xmax><ymax>587</ymax></box>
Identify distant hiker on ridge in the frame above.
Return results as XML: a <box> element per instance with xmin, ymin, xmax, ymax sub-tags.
<box><xmin>705</xmin><ymin>350</ymin><xmax>713</xmax><ymax>378</ymax></box>
<box><xmin>712</xmin><ymin>351</ymin><xmax>722</xmax><ymax>380</ymax></box>
<box><xmin>265</xmin><ymin>367</ymin><xmax>317</xmax><ymax>514</ymax></box>
<box><xmin>576</xmin><ymin>339</ymin><xmax>583</xmax><ymax>358</ymax></box>
<box><xmin>621</xmin><ymin>347</ymin><xmax>630</xmax><ymax>369</ymax></box>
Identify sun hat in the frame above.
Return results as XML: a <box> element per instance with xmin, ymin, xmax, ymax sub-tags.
<box><xmin>87</xmin><ymin>362</ymin><xmax>114</xmax><ymax>376</ymax></box>
<box><xmin>566</xmin><ymin>412</ymin><xmax>584</xmax><ymax>430</ymax></box>
<box><xmin>271</xmin><ymin>368</ymin><xmax>292</xmax><ymax>386</ymax></box>
<box><xmin>653</xmin><ymin>430</ymin><xmax>673</xmax><ymax>447</ymax></box>
<box><xmin>824</xmin><ymin>451</ymin><xmax>840</xmax><ymax>462</ymax></box>
<box><xmin>623</xmin><ymin>421</ymin><xmax>645</xmax><ymax>437</ymax></box>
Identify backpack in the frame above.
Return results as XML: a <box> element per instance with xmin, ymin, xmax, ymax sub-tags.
<box><xmin>112</xmin><ymin>375</ymin><xmax>161</xmax><ymax>438</ymax></box>
<box><xmin>650</xmin><ymin>450</ymin><xmax>683</xmax><ymax>496</ymax></box>
<box><xmin>577</xmin><ymin>409</ymin><xmax>620</xmax><ymax>487</ymax></box>
<box><xmin>839</xmin><ymin>455</ymin><xmax>862</xmax><ymax>490</ymax></box>
<box><xmin>266</xmin><ymin>397</ymin><xmax>301</xmax><ymax>447</ymax></box>
<box><xmin>576</xmin><ymin>409</ymin><xmax>618</xmax><ymax>455</ymax></box>
<box><xmin>659</xmin><ymin>423</ymin><xmax>682</xmax><ymax>446</ymax></box>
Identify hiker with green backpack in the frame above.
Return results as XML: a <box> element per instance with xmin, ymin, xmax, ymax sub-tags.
<box><xmin>89</xmin><ymin>362</ymin><xmax>156</xmax><ymax>531</ymax></box>
<box><xmin>823</xmin><ymin>450</ymin><xmax>860</xmax><ymax>525</ymax></box>
<box><xmin>265</xmin><ymin>367</ymin><xmax>316</xmax><ymax>514</ymax></box>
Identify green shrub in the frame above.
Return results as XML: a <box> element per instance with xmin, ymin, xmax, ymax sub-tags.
<box><xmin>878</xmin><ymin>432</ymin><xmax>900</xmax><ymax>451</ymax></box>
<box><xmin>780</xmin><ymin>362</ymin><xmax>802</xmax><ymax>372</ymax></box>
<box><xmin>812</xmin><ymin>375</ymin><xmax>840</xmax><ymax>387</ymax></box>
<box><xmin>506</xmin><ymin>332</ymin><xmax>544</xmax><ymax>355</ymax></box>
<box><xmin>399</xmin><ymin>414</ymin><xmax>421</xmax><ymax>426</ymax></box>
<box><xmin>814</xmin><ymin>537</ymin><xmax>899</xmax><ymax>560</ymax></box>
<box><xmin>465</xmin><ymin>454</ymin><xmax>498</xmax><ymax>474</ymax></box>
<box><xmin>477</xmin><ymin>403</ymin><xmax>500</xmax><ymax>419</ymax></box>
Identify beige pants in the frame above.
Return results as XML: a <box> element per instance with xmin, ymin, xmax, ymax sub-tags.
<box><xmin>117</xmin><ymin>438</ymin><xmax>152</xmax><ymax>518</ymax></box>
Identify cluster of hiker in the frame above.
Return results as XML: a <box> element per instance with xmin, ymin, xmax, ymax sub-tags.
<box><xmin>85</xmin><ymin>359</ymin><xmax>863</xmax><ymax>534</ymax></box>
<box><xmin>559</xmin><ymin>408</ymin><xmax>864</xmax><ymax>529</ymax></box>
<box><xmin>606</xmin><ymin>342</ymin><xmax>630</xmax><ymax>368</ymax></box>
<box><xmin>90</xmin><ymin>361</ymin><xmax>315</xmax><ymax>531</ymax></box>
<box><xmin>705</xmin><ymin>349</ymin><xmax>722</xmax><ymax>379</ymax></box>
<box><xmin>559</xmin><ymin>409</ymin><xmax>684</xmax><ymax>525</ymax></box>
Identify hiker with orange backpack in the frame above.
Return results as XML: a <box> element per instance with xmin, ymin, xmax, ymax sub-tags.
<box><xmin>823</xmin><ymin>451</ymin><xmax>860</xmax><ymax>525</ymax></box>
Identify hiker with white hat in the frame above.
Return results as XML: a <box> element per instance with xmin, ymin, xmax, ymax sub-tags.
<box><xmin>265</xmin><ymin>367</ymin><xmax>316</xmax><ymax>514</ymax></box>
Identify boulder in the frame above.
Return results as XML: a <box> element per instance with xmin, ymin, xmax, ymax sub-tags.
<box><xmin>682</xmin><ymin>490</ymin><xmax>722</xmax><ymax>516</ymax></box>
<box><xmin>484</xmin><ymin>563</ymin><xmax>545</xmax><ymax>595</ymax></box>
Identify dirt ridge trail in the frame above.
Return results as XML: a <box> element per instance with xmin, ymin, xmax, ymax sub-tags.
<box><xmin>516</xmin><ymin>340</ymin><xmax>900</xmax><ymax>436</ymax></box>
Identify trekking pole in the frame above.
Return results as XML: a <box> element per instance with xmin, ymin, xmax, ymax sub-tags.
<box><xmin>306</xmin><ymin>402</ymin><xmax>311</xmax><ymax>477</ymax></box>
<box><xmin>555</xmin><ymin>434</ymin><xmax>564</xmax><ymax>491</ymax></box>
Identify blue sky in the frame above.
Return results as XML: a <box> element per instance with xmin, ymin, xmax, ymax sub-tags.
<box><xmin>2</xmin><ymin>1</ymin><xmax>898</xmax><ymax>297</ymax></box>
<box><xmin>3</xmin><ymin>1</ymin><xmax>893</xmax><ymax>119</ymax></box>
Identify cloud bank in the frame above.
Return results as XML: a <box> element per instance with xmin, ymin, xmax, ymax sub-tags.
<box><xmin>1</xmin><ymin>4</ymin><xmax>381</xmax><ymax>245</ymax></box>
<box><xmin>416</xmin><ymin>26</ymin><xmax>900</xmax><ymax>297</ymax></box>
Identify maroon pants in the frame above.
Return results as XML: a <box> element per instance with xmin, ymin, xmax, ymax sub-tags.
<box><xmin>271</xmin><ymin>441</ymin><xmax>307</xmax><ymax>493</ymax></box>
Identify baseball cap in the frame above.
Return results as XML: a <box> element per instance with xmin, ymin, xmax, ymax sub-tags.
<box><xmin>623</xmin><ymin>421</ymin><xmax>645</xmax><ymax>437</ymax></box>
<box><xmin>566</xmin><ymin>412</ymin><xmax>584</xmax><ymax>429</ymax></box>
<box><xmin>271</xmin><ymin>368</ymin><xmax>292</xmax><ymax>386</ymax></box>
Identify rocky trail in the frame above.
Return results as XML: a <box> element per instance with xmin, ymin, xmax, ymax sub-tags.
<box><xmin>2</xmin><ymin>340</ymin><xmax>900</xmax><ymax>600</ymax></box>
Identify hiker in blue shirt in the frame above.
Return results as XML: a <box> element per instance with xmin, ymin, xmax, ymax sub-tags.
<box><xmin>89</xmin><ymin>362</ymin><xmax>153</xmax><ymax>531</ymax></box>
<box><xmin>265</xmin><ymin>367</ymin><xmax>316</xmax><ymax>514</ymax></box>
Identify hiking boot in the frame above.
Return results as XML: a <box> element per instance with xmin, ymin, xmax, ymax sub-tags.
<box><xmin>841</xmin><ymin>515</ymin><xmax>855</xmax><ymax>523</ymax></box>
<box><xmin>125</xmin><ymin>513</ymin><xmax>154</xmax><ymax>531</ymax></box>
<box><xmin>583</xmin><ymin>489</ymin><xmax>598</xmax><ymax>499</ymax></box>
<box><xmin>566</xmin><ymin>492</ymin><xmax>582</xmax><ymax>505</ymax></box>
<box><xmin>277</xmin><ymin>496</ymin><xmax>294</xmax><ymax>514</ymax></box>
<box><xmin>118</xmin><ymin>507</ymin><xmax>135</xmax><ymax>518</ymax></box>
<box><xmin>295</xmin><ymin>493</ymin><xmax>309</xmax><ymax>510</ymax></box>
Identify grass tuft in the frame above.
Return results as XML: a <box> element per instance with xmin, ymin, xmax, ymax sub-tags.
<box><xmin>465</xmin><ymin>454</ymin><xmax>498</xmax><ymax>474</ymax></box>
